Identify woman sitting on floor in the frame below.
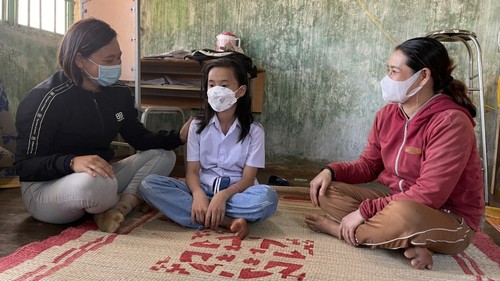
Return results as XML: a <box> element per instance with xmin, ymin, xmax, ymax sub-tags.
<box><xmin>306</xmin><ymin>37</ymin><xmax>484</xmax><ymax>270</ymax></box>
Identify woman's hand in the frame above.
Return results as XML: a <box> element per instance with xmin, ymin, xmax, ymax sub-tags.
<box><xmin>191</xmin><ymin>190</ymin><xmax>210</xmax><ymax>225</ymax></box>
<box><xmin>179</xmin><ymin>116</ymin><xmax>195</xmax><ymax>144</ymax></box>
<box><xmin>205</xmin><ymin>191</ymin><xmax>230</xmax><ymax>229</ymax></box>
<box><xmin>72</xmin><ymin>155</ymin><xmax>114</xmax><ymax>178</ymax></box>
<box><xmin>339</xmin><ymin>209</ymin><xmax>364</xmax><ymax>246</ymax></box>
<box><xmin>309</xmin><ymin>169</ymin><xmax>332</xmax><ymax>207</ymax></box>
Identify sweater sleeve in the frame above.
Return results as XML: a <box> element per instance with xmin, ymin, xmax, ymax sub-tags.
<box><xmin>15</xmin><ymin>89</ymin><xmax>74</xmax><ymax>181</ymax></box>
<box><xmin>358</xmin><ymin>110</ymin><xmax>475</xmax><ymax>220</ymax></box>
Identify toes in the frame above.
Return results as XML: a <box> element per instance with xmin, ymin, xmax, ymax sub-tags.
<box><xmin>94</xmin><ymin>209</ymin><xmax>125</xmax><ymax>233</ymax></box>
<box><xmin>404</xmin><ymin>247</ymin><xmax>417</xmax><ymax>259</ymax></box>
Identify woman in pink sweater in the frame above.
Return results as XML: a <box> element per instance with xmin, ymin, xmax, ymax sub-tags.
<box><xmin>306</xmin><ymin>37</ymin><xmax>484</xmax><ymax>270</ymax></box>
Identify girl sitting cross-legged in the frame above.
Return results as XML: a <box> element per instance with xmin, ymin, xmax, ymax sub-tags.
<box><xmin>140</xmin><ymin>57</ymin><xmax>278</xmax><ymax>239</ymax></box>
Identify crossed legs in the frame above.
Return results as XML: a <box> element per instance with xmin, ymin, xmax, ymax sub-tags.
<box><xmin>306</xmin><ymin>182</ymin><xmax>473</xmax><ymax>270</ymax></box>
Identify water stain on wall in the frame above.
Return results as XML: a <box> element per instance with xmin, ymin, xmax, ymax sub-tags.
<box><xmin>140</xmin><ymin>0</ymin><xmax>500</xmax><ymax>170</ymax></box>
<box><xmin>2</xmin><ymin>0</ymin><xmax>499</xmax><ymax>171</ymax></box>
<box><xmin>0</xmin><ymin>24</ymin><xmax>60</xmax><ymax>118</ymax></box>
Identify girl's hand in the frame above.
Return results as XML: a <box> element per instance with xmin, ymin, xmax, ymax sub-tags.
<box><xmin>72</xmin><ymin>155</ymin><xmax>114</xmax><ymax>178</ymax></box>
<box><xmin>205</xmin><ymin>192</ymin><xmax>230</xmax><ymax>229</ymax></box>
<box><xmin>309</xmin><ymin>169</ymin><xmax>332</xmax><ymax>207</ymax></box>
<box><xmin>191</xmin><ymin>190</ymin><xmax>210</xmax><ymax>225</ymax></box>
<box><xmin>339</xmin><ymin>209</ymin><xmax>364</xmax><ymax>246</ymax></box>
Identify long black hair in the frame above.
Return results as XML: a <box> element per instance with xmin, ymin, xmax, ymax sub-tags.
<box><xmin>196</xmin><ymin>57</ymin><xmax>254</xmax><ymax>141</ymax></box>
<box><xmin>396</xmin><ymin>37</ymin><xmax>476</xmax><ymax>117</ymax></box>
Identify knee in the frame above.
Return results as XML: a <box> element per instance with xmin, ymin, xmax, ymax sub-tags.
<box><xmin>157</xmin><ymin>149</ymin><xmax>176</xmax><ymax>160</ymax></box>
<box><xmin>84</xmin><ymin>177</ymin><xmax>119</xmax><ymax>207</ymax></box>
<box><xmin>141</xmin><ymin>174</ymin><xmax>163</xmax><ymax>189</ymax></box>
<box><xmin>256</xmin><ymin>184</ymin><xmax>278</xmax><ymax>199</ymax></box>
<box><xmin>317</xmin><ymin>183</ymin><xmax>344</xmax><ymax>206</ymax></box>
<box><xmin>156</xmin><ymin>149</ymin><xmax>176</xmax><ymax>161</ymax></box>
<box><xmin>140</xmin><ymin>174</ymin><xmax>174</xmax><ymax>193</ymax></box>
<box><xmin>142</xmin><ymin>149</ymin><xmax>176</xmax><ymax>163</ymax></box>
<box><xmin>151</xmin><ymin>149</ymin><xmax>177</xmax><ymax>172</ymax></box>
<box><xmin>253</xmin><ymin>185</ymin><xmax>279</xmax><ymax>211</ymax></box>
<box><xmin>265</xmin><ymin>186</ymin><xmax>279</xmax><ymax>207</ymax></box>
<box><xmin>383</xmin><ymin>200</ymin><xmax>424</xmax><ymax>226</ymax></box>
<box><xmin>75</xmin><ymin>174</ymin><xmax>118</xmax><ymax>212</ymax></box>
<box><xmin>78</xmin><ymin>174</ymin><xmax>118</xmax><ymax>196</ymax></box>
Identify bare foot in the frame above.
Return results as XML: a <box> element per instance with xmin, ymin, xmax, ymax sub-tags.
<box><xmin>222</xmin><ymin>217</ymin><xmax>249</xmax><ymax>239</ymax></box>
<box><xmin>305</xmin><ymin>213</ymin><xmax>340</xmax><ymax>238</ymax></box>
<box><xmin>404</xmin><ymin>247</ymin><xmax>433</xmax><ymax>270</ymax></box>
<box><xmin>94</xmin><ymin>207</ymin><xmax>125</xmax><ymax>233</ymax></box>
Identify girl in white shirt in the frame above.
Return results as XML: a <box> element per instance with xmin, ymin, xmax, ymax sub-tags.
<box><xmin>140</xmin><ymin>57</ymin><xmax>278</xmax><ymax>239</ymax></box>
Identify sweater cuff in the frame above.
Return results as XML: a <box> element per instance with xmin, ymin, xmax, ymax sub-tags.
<box><xmin>63</xmin><ymin>155</ymin><xmax>76</xmax><ymax>173</ymax></box>
<box><xmin>358</xmin><ymin>203</ymin><xmax>370</xmax><ymax>221</ymax></box>
<box><xmin>321</xmin><ymin>166</ymin><xmax>336</xmax><ymax>181</ymax></box>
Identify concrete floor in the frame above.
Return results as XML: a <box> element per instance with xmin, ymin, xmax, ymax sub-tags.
<box><xmin>0</xmin><ymin>161</ymin><xmax>498</xmax><ymax>258</ymax></box>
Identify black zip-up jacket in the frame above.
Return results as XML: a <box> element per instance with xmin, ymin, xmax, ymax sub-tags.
<box><xmin>15</xmin><ymin>71</ymin><xmax>183</xmax><ymax>181</ymax></box>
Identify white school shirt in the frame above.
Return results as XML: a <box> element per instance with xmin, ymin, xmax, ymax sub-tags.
<box><xmin>187</xmin><ymin>117</ymin><xmax>265</xmax><ymax>191</ymax></box>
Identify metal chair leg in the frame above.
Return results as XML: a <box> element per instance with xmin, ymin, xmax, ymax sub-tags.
<box><xmin>426</xmin><ymin>29</ymin><xmax>489</xmax><ymax>204</ymax></box>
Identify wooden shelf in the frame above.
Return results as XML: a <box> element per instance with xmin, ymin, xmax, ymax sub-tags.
<box><xmin>127</xmin><ymin>58</ymin><xmax>265</xmax><ymax>113</ymax></box>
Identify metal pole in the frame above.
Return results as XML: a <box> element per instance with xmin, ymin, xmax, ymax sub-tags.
<box><xmin>469</xmin><ymin>36</ymin><xmax>489</xmax><ymax>204</ymax></box>
<box><xmin>38</xmin><ymin>0</ymin><xmax>41</xmax><ymax>30</ymax></box>
<box><xmin>66</xmin><ymin>0</ymin><xmax>73</xmax><ymax>30</ymax></box>
<box><xmin>27</xmin><ymin>0</ymin><xmax>30</xmax><ymax>27</ymax></box>
<box><xmin>8</xmin><ymin>0</ymin><xmax>14</xmax><ymax>25</ymax></box>
<box><xmin>134</xmin><ymin>0</ymin><xmax>142</xmax><ymax>112</ymax></box>
<box><xmin>53</xmin><ymin>0</ymin><xmax>56</xmax><ymax>32</ymax></box>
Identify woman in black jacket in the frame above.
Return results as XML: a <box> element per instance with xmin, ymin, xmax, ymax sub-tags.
<box><xmin>15</xmin><ymin>18</ymin><xmax>191</xmax><ymax>233</ymax></box>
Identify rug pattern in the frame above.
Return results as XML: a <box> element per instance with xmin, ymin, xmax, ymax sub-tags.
<box><xmin>0</xmin><ymin>187</ymin><xmax>499</xmax><ymax>280</ymax></box>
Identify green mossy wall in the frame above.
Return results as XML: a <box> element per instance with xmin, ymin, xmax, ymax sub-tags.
<box><xmin>140</xmin><ymin>0</ymin><xmax>500</xmax><ymax>171</ymax></box>
<box><xmin>2</xmin><ymin>1</ymin><xmax>500</xmax><ymax>174</ymax></box>
<box><xmin>0</xmin><ymin>23</ymin><xmax>61</xmax><ymax>118</ymax></box>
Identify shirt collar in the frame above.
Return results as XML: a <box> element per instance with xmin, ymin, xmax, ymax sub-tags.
<box><xmin>209</xmin><ymin>115</ymin><xmax>241</xmax><ymax>133</ymax></box>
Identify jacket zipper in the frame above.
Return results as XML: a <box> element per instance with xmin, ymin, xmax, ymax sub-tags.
<box><xmin>92</xmin><ymin>97</ymin><xmax>105</xmax><ymax>135</ymax></box>
<box><xmin>394</xmin><ymin>119</ymin><xmax>409</xmax><ymax>192</ymax></box>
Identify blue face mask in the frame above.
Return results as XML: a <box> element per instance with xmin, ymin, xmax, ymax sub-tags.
<box><xmin>84</xmin><ymin>58</ymin><xmax>121</xmax><ymax>87</ymax></box>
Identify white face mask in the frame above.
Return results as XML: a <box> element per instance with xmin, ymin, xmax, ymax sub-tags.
<box><xmin>207</xmin><ymin>86</ymin><xmax>239</xmax><ymax>112</ymax></box>
<box><xmin>380</xmin><ymin>70</ymin><xmax>423</xmax><ymax>104</ymax></box>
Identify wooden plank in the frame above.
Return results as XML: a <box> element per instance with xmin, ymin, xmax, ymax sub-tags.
<box><xmin>492</xmin><ymin>112</ymin><xmax>500</xmax><ymax>195</ymax></box>
<box><xmin>251</xmin><ymin>69</ymin><xmax>266</xmax><ymax>113</ymax></box>
<box><xmin>0</xmin><ymin>177</ymin><xmax>20</xmax><ymax>189</ymax></box>
<box><xmin>491</xmin><ymin>76</ymin><xmax>500</xmax><ymax>196</ymax></box>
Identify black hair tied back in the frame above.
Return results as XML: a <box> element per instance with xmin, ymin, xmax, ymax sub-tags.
<box><xmin>446</xmin><ymin>76</ymin><xmax>454</xmax><ymax>86</ymax></box>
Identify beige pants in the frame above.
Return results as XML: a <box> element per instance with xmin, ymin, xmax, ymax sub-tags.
<box><xmin>319</xmin><ymin>182</ymin><xmax>474</xmax><ymax>254</ymax></box>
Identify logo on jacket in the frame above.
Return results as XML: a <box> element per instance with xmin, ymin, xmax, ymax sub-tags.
<box><xmin>405</xmin><ymin>146</ymin><xmax>422</xmax><ymax>155</ymax></box>
<box><xmin>115</xmin><ymin>112</ymin><xmax>124</xmax><ymax>122</ymax></box>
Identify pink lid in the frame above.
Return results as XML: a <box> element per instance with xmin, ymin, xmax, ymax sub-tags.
<box><xmin>221</xmin><ymin>31</ymin><xmax>237</xmax><ymax>37</ymax></box>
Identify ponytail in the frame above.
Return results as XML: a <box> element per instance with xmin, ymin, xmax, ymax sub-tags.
<box><xmin>443</xmin><ymin>78</ymin><xmax>476</xmax><ymax>117</ymax></box>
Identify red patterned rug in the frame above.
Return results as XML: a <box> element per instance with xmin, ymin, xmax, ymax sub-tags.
<box><xmin>0</xmin><ymin>187</ymin><xmax>498</xmax><ymax>280</ymax></box>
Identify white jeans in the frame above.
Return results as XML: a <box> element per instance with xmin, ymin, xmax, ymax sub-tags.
<box><xmin>20</xmin><ymin>149</ymin><xmax>176</xmax><ymax>224</ymax></box>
